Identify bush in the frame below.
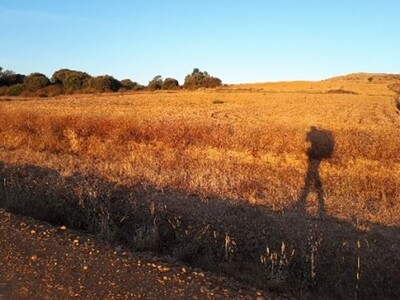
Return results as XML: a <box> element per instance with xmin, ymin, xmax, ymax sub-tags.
<box><xmin>52</xmin><ymin>69</ymin><xmax>92</xmax><ymax>93</ymax></box>
<box><xmin>0</xmin><ymin>73</ymin><xmax>25</xmax><ymax>87</ymax></box>
<box><xmin>183</xmin><ymin>68</ymin><xmax>222</xmax><ymax>90</ymax></box>
<box><xmin>162</xmin><ymin>78</ymin><xmax>180</xmax><ymax>90</ymax></box>
<box><xmin>120</xmin><ymin>79</ymin><xmax>138</xmax><ymax>90</ymax></box>
<box><xmin>88</xmin><ymin>75</ymin><xmax>121</xmax><ymax>93</ymax></box>
<box><xmin>6</xmin><ymin>83</ymin><xmax>25</xmax><ymax>96</ymax></box>
<box><xmin>24</xmin><ymin>73</ymin><xmax>50</xmax><ymax>91</ymax></box>
<box><xmin>36</xmin><ymin>85</ymin><xmax>63</xmax><ymax>97</ymax></box>
<box><xmin>147</xmin><ymin>75</ymin><xmax>163</xmax><ymax>91</ymax></box>
<box><xmin>120</xmin><ymin>80</ymin><xmax>144</xmax><ymax>91</ymax></box>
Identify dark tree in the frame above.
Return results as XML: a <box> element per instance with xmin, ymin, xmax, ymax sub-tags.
<box><xmin>0</xmin><ymin>67</ymin><xmax>25</xmax><ymax>87</ymax></box>
<box><xmin>183</xmin><ymin>68</ymin><xmax>222</xmax><ymax>89</ymax></box>
<box><xmin>24</xmin><ymin>73</ymin><xmax>50</xmax><ymax>91</ymax></box>
<box><xmin>52</xmin><ymin>69</ymin><xmax>92</xmax><ymax>93</ymax></box>
<box><xmin>162</xmin><ymin>77</ymin><xmax>180</xmax><ymax>90</ymax></box>
<box><xmin>88</xmin><ymin>75</ymin><xmax>121</xmax><ymax>92</ymax></box>
<box><xmin>147</xmin><ymin>75</ymin><xmax>163</xmax><ymax>90</ymax></box>
<box><xmin>120</xmin><ymin>79</ymin><xmax>137</xmax><ymax>90</ymax></box>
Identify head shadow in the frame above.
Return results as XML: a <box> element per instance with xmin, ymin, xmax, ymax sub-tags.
<box><xmin>297</xmin><ymin>126</ymin><xmax>335</xmax><ymax>216</ymax></box>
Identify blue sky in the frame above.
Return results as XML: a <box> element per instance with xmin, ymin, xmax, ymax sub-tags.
<box><xmin>1</xmin><ymin>1</ymin><xmax>399</xmax><ymax>84</ymax></box>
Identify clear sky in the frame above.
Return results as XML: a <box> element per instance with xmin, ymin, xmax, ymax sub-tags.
<box><xmin>1</xmin><ymin>1</ymin><xmax>399</xmax><ymax>84</ymax></box>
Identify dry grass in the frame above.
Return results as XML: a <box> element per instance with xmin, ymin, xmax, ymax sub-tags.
<box><xmin>0</xmin><ymin>75</ymin><xmax>400</xmax><ymax>297</ymax></box>
<box><xmin>0</xmin><ymin>78</ymin><xmax>399</xmax><ymax>226</ymax></box>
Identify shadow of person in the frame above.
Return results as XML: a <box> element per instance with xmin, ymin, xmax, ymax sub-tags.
<box><xmin>297</xmin><ymin>126</ymin><xmax>335</xmax><ymax>216</ymax></box>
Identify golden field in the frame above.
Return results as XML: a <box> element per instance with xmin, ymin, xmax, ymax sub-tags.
<box><xmin>0</xmin><ymin>74</ymin><xmax>399</xmax><ymax>225</ymax></box>
<box><xmin>1</xmin><ymin>73</ymin><xmax>400</xmax><ymax>297</ymax></box>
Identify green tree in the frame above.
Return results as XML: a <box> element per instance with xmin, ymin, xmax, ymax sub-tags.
<box><xmin>0</xmin><ymin>67</ymin><xmax>25</xmax><ymax>87</ymax></box>
<box><xmin>183</xmin><ymin>68</ymin><xmax>222</xmax><ymax>89</ymax></box>
<box><xmin>52</xmin><ymin>69</ymin><xmax>91</xmax><ymax>93</ymax></box>
<box><xmin>147</xmin><ymin>75</ymin><xmax>163</xmax><ymax>90</ymax></box>
<box><xmin>0</xmin><ymin>73</ymin><xmax>25</xmax><ymax>87</ymax></box>
<box><xmin>162</xmin><ymin>77</ymin><xmax>180</xmax><ymax>90</ymax></box>
<box><xmin>120</xmin><ymin>79</ymin><xmax>138</xmax><ymax>90</ymax></box>
<box><xmin>24</xmin><ymin>73</ymin><xmax>50</xmax><ymax>91</ymax></box>
<box><xmin>88</xmin><ymin>75</ymin><xmax>121</xmax><ymax>92</ymax></box>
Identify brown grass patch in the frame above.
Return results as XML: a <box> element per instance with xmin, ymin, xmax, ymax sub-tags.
<box><xmin>0</xmin><ymin>80</ymin><xmax>400</xmax><ymax>297</ymax></box>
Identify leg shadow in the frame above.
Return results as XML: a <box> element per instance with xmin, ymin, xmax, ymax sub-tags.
<box><xmin>297</xmin><ymin>126</ymin><xmax>334</xmax><ymax>216</ymax></box>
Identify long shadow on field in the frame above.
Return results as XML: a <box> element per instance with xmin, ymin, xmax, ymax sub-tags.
<box><xmin>296</xmin><ymin>126</ymin><xmax>335</xmax><ymax>216</ymax></box>
<box><xmin>0</xmin><ymin>161</ymin><xmax>399</xmax><ymax>299</ymax></box>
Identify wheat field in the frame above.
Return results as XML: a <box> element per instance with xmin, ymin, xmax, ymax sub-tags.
<box><xmin>1</xmin><ymin>74</ymin><xmax>399</xmax><ymax>226</ymax></box>
<box><xmin>1</xmin><ymin>74</ymin><xmax>400</xmax><ymax>297</ymax></box>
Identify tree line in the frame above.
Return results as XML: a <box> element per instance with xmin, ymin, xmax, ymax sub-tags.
<box><xmin>0</xmin><ymin>66</ymin><xmax>222</xmax><ymax>97</ymax></box>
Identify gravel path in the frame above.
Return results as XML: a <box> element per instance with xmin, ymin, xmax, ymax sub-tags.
<box><xmin>0</xmin><ymin>209</ymin><xmax>289</xmax><ymax>300</ymax></box>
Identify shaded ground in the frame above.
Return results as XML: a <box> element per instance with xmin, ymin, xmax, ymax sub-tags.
<box><xmin>0</xmin><ymin>162</ymin><xmax>399</xmax><ymax>299</ymax></box>
<box><xmin>0</xmin><ymin>209</ymin><xmax>283</xmax><ymax>300</ymax></box>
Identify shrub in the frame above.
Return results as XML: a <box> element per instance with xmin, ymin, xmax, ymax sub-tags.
<box><xmin>0</xmin><ymin>67</ymin><xmax>25</xmax><ymax>87</ymax></box>
<box><xmin>147</xmin><ymin>75</ymin><xmax>163</xmax><ymax>91</ymax></box>
<box><xmin>52</xmin><ymin>69</ymin><xmax>92</xmax><ymax>93</ymax></box>
<box><xmin>183</xmin><ymin>68</ymin><xmax>222</xmax><ymax>90</ymax></box>
<box><xmin>162</xmin><ymin>78</ymin><xmax>180</xmax><ymax>90</ymax></box>
<box><xmin>120</xmin><ymin>79</ymin><xmax>137</xmax><ymax>90</ymax></box>
<box><xmin>0</xmin><ymin>73</ymin><xmax>25</xmax><ymax>87</ymax></box>
<box><xmin>120</xmin><ymin>79</ymin><xmax>144</xmax><ymax>91</ymax></box>
<box><xmin>24</xmin><ymin>73</ymin><xmax>51</xmax><ymax>91</ymax></box>
<box><xmin>132</xmin><ymin>84</ymin><xmax>145</xmax><ymax>91</ymax></box>
<box><xmin>36</xmin><ymin>84</ymin><xmax>63</xmax><ymax>97</ymax></box>
<box><xmin>88</xmin><ymin>75</ymin><xmax>121</xmax><ymax>93</ymax></box>
<box><xmin>6</xmin><ymin>83</ymin><xmax>25</xmax><ymax>96</ymax></box>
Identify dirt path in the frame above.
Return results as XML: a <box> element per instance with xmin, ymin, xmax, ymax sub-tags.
<box><xmin>0</xmin><ymin>209</ymin><xmax>290</xmax><ymax>300</ymax></box>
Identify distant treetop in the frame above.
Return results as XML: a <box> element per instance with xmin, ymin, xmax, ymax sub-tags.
<box><xmin>183</xmin><ymin>68</ymin><xmax>222</xmax><ymax>90</ymax></box>
<box><xmin>0</xmin><ymin>65</ymin><xmax>224</xmax><ymax>97</ymax></box>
